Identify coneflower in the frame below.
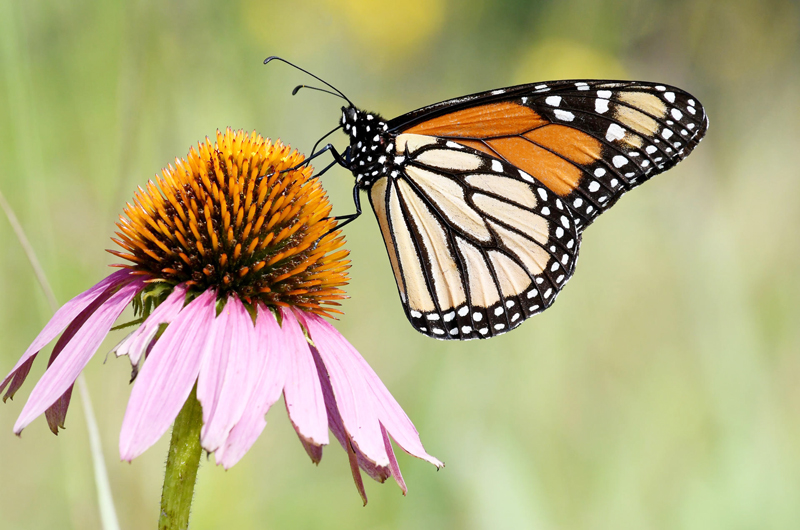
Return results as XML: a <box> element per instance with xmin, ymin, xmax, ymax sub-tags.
<box><xmin>2</xmin><ymin>129</ymin><xmax>441</xmax><ymax>517</ymax></box>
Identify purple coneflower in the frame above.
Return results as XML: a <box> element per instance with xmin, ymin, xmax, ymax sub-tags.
<box><xmin>2</xmin><ymin>129</ymin><xmax>441</xmax><ymax>507</ymax></box>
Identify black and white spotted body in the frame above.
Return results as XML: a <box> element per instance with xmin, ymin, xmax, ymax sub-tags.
<box><xmin>340</xmin><ymin>107</ymin><xmax>394</xmax><ymax>190</ymax></box>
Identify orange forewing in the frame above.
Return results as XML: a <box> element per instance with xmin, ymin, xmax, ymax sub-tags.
<box><xmin>524</xmin><ymin>124</ymin><xmax>601</xmax><ymax>165</ymax></box>
<box><xmin>453</xmin><ymin>139</ymin><xmax>497</xmax><ymax>157</ymax></box>
<box><xmin>404</xmin><ymin>102</ymin><xmax>603</xmax><ymax>196</ymax></box>
<box><xmin>404</xmin><ymin>102</ymin><xmax>547</xmax><ymax>138</ymax></box>
<box><xmin>485</xmin><ymin>137</ymin><xmax>583</xmax><ymax>196</ymax></box>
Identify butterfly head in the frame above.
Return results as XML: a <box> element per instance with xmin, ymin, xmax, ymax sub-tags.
<box><xmin>340</xmin><ymin>106</ymin><xmax>393</xmax><ymax>188</ymax></box>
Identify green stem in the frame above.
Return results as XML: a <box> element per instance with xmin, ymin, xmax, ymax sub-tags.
<box><xmin>159</xmin><ymin>386</ymin><xmax>203</xmax><ymax>530</ymax></box>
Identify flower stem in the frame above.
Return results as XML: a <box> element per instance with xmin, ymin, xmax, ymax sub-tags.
<box><xmin>159</xmin><ymin>386</ymin><xmax>203</xmax><ymax>530</ymax></box>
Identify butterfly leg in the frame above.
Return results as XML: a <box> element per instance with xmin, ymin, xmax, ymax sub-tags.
<box><xmin>284</xmin><ymin>143</ymin><xmax>350</xmax><ymax>174</ymax></box>
<box><xmin>319</xmin><ymin>184</ymin><xmax>361</xmax><ymax>239</ymax></box>
<box><xmin>307</xmin><ymin>125</ymin><xmax>343</xmax><ymax>162</ymax></box>
<box><xmin>310</xmin><ymin>159</ymin><xmax>339</xmax><ymax>180</ymax></box>
<box><xmin>331</xmin><ymin>184</ymin><xmax>362</xmax><ymax>230</ymax></box>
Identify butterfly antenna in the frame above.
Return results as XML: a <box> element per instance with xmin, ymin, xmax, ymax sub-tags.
<box><xmin>264</xmin><ymin>56</ymin><xmax>354</xmax><ymax>107</ymax></box>
<box><xmin>292</xmin><ymin>84</ymin><xmax>347</xmax><ymax>102</ymax></box>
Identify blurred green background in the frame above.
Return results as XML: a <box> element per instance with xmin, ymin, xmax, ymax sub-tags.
<box><xmin>1</xmin><ymin>0</ymin><xmax>799</xmax><ymax>528</ymax></box>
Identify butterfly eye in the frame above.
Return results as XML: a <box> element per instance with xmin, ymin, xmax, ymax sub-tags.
<box><xmin>341</xmin><ymin>106</ymin><xmax>357</xmax><ymax>125</ymax></box>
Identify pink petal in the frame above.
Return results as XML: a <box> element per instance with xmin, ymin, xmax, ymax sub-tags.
<box><xmin>382</xmin><ymin>424</ymin><xmax>407</xmax><ymax>495</ymax></box>
<box><xmin>345</xmin><ymin>439</ymin><xmax>368</xmax><ymax>506</ymax></box>
<box><xmin>41</xmin><ymin>286</ymin><xmax>125</xmax><ymax>433</ymax></box>
<box><xmin>302</xmin><ymin>312</ymin><xmax>443</xmax><ymax>468</ymax></box>
<box><xmin>6</xmin><ymin>293</ymin><xmax>108</xmax><ymax>404</ymax></box>
<box><xmin>13</xmin><ymin>278</ymin><xmax>145</xmax><ymax>434</ymax></box>
<box><xmin>280</xmin><ymin>308</ymin><xmax>328</xmax><ymax>448</ymax></box>
<box><xmin>114</xmin><ymin>285</ymin><xmax>187</xmax><ymax>366</ymax></box>
<box><xmin>1</xmin><ymin>269</ymin><xmax>135</xmax><ymax>398</ymax></box>
<box><xmin>215</xmin><ymin>306</ymin><xmax>288</xmax><ymax>469</ymax></box>
<box><xmin>308</xmin><ymin>343</ymin><xmax>391</xmax><ymax>483</ymax></box>
<box><xmin>195</xmin><ymin>303</ymin><xmax>232</xmax><ymax>447</ymax></box>
<box><xmin>298</xmin><ymin>312</ymin><xmax>387</xmax><ymax>466</ymax></box>
<box><xmin>44</xmin><ymin>385</ymin><xmax>73</xmax><ymax>435</ymax></box>
<box><xmin>119</xmin><ymin>289</ymin><xmax>216</xmax><ymax>461</ymax></box>
<box><xmin>297</xmin><ymin>437</ymin><xmax>324</xmax><ymax>465</ymax></box>
<box><xmin>42</xmin><ymin>327</ymin><xmax>82</xmax><ymax>434</ymax></box>
<box><xmin>199</xmin><ymin>297</ymin><xmax>259</xmax><ymax>453</ymax></box>
<box><xmin>1</xmin><ymin>358</ymin><xmax>34</xmax><ymax>404</ymax></box>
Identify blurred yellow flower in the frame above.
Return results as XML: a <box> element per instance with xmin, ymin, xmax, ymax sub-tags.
<box><xmin>515</xmin><ymin>39</ymin><xmax>628</xmax><ymax>83</ymax></box>
<box><xmin>243</xmin><ymin>0</ymin><xmax>444</xmax><ymax>67</ymax></box>
<box><xmin>323</xmin><ymin>0</ymin><xmax>445</xmax><ymax>65</ymax></box>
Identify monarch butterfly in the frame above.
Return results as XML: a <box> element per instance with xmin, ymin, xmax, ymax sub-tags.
<box><xmin>265</xmin><ymin>57</ymin><xmax>709</xmax><ymax>340</ymax></box>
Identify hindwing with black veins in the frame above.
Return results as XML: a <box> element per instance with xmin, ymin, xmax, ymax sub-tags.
<box><xmin>339</xmin><ymin>80</ymin><xmax>708</xmax><ymax>340</ymax></box>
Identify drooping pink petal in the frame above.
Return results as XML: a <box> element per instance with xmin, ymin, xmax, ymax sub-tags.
<box><xmin>382</xmin><ymin>424</ymin><xmax>407</xmax><ymax>495</ymax></box>
<box><xmin>128</xmin><ymin>335</ymin><xmax>159</xmax><ymax>383</ymax></box>
<box><xmin>1</xmin><ymin>358</ymin><xmax>34</xmax><ymax>403</ymax></box>
<box><xmin>114</xmin><ymin>285</ymin><xmax>187</xmax><ymax>366</ymax></box>
<box><xmin>41</xmin><ymin>287</ymin><xmax>126</xmax><ymax>433</ymax></box>
<box><xmin>13</xmin><ymin>277</ymin><xmax>145</xmax><ymax>434</ymax></box>
<box><xmin>44</xmin><ymin>385</ymin><xmax>73</xmax><ymax>435</ymax></box>
<box><xmin>1</xmin><ymin>269</ymin><xmax>135</xmax><ymax>398</ymax></box>
<box><xmin>215</xmin><ymin>305</ymin><xmax>288</xmax><ymax>469</ymax></box>
<box><xmin>303</xmin><ymin>312</ymin><xmax>443</xmax><ymax>468</ymax></box>
<box><xmin>5</xmin><ymin>290</ymin><xmax>112</xmax><ymax>403</ymax></box>
<box><xmin>119</xmin><ymin>289</ymin><xmax>216</xmax><ymax>461</ymax></box>
<box><xmin>43</xmin><ymin>332</ymin><xmax>81</xmax><ymax>434</ymax></box>
<box><xmin>280</xmin><ymin>308</ymin><xmax>328</xmax><ymax>449</ymax></box>
<box><xmin>363</xmin><ymin>369</ymin><xmax>443</xmax><ymax>467</ymax></box>
<box><xmin>195</xmin><ymin>299</ymin><xmax>233</xmax><ymax>449</ymax></box>
<box><xmin>297</xmin><ymin>437</ymin><xmax>325</xmax><ymax>465</ymax></box>
<box><xmin>308</xmin><ymin>343</ymin><xmax>391</xmax><ymax>483</ymax></box>
<box><xmin>199</xmin><ymin>297</ymin><xmax>260</xmax><ymax>453</ymax></box>
<box><xmin>298</xmin><ymin>312</ymin><xmax>387</xmax><ymax>467</ymax></box>
<box><xmin>345</xmin><ymin>439</ymin><xmax>368</xmax><ymax>507</ymax></box>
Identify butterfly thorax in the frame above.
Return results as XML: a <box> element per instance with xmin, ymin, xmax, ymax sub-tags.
<box><xmin>340</xmin><ymin>106</ymin><xmax>396</xmax><ymax>189</ymax></box>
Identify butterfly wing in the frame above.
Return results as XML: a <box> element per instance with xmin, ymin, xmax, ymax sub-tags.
<box><xmin>389</xmin><ymin>80</ymin><xmax>709</xmax><ymax>229</ymax></box>
<box><xmin>368</xmin><ymin>135</ymin><xmax>580</xmax><ymax>340</ymax></box>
